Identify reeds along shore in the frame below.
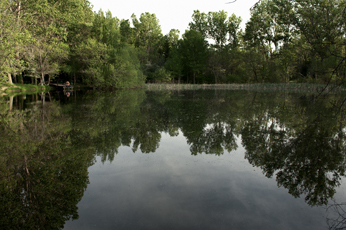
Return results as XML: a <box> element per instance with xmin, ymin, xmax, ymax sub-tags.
<box><xmin>144</xmin><ymin>83</ymin><xmax>345</xmax><ymax>93</ymax></box>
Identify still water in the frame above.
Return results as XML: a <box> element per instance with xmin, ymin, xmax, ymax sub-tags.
<box><xmin>1</xmin><ymin>89</ymin><xmax>346</xmax><ymax>230</ymax></box>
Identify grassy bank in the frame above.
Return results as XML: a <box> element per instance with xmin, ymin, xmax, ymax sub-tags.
<box><xmin>0</xmin><ymin>83</ymin><xmax>50</xmax><ymax>96</ymax></box>
<box><xmin>145</xmin><ymin>83</ymin><xmax>345</xmax><ymax>93</ymax></box>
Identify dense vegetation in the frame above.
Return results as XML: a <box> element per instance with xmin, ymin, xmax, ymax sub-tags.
<box><xmin>1</xmin><ymin>0</ymin><xmax>346</xmax><ymax>87</ymax></box>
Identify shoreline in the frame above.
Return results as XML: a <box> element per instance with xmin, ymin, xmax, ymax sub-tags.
<box><xmin>0</xmin><ymin>84</ymin><xmax>50</xmax><ymax>96</ymax></box>
<box><xmin>1</xmin><ymin>83</ymin><xmax>345</xmax><ymax>97</ymax></box>
<box><xmin>144</xmin><ymin>83</ymin><xmax>345</xmax><ymax>93</ymax></box>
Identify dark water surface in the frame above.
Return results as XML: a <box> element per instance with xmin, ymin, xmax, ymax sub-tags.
<box><xmin>1</xmin><ymin>89</ymin><xmax>346</xmax><ymax>230</ymax></box>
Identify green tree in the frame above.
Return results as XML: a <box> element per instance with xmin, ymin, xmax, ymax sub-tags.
<box><xmin>71</xmin><ymin>38</ymin><xmax>108</xmax><ymax>86</ymax></box>
<box><xmin>120</xmin><ymin>19</ymin><xmax>135</xmax><ymax>44</ymax></box>
<box><xmin>160</xmin><ymin>29</ymin><xmax>180</xmax><ymax>62</ymax></box>
<box><xmin>91</xmin><ymin>10</ymin><xmax>121</xmax><ymax>47</ymax></box>
<box><xmin>189</xmin><ymin>10</ymin><xmax>209</xmax><ymax>39</ymax></box>
<box><xmin>227</xmin><ymin>13</ymin><xmax>242</xmax><ymax>49</ymax></box>
<box><xmin>60</xmin><ymin>0</ymin><xmax>94</xmax><ymax>84</ymax></box>
<box><xmin>105</xmin><ymin>44</ymin><xmax>145</xmax><ymax>88</ymax></box>
<box><xmin>290</xmin><ymin>0</ymin><xmax>346</xmax><ymax>83</ymax></box>
<box><xmin>165</xmin><ymin>46</ymin><xmax>184</xmax><ymax>84</ymax></box>
<box><xmin>189</xmin><ymin>10</ymin><xmax>243</xmax><ymax>83</ymax></box>
<box><xmin>207</xmin><ymin>10</ymin><xmax>229</xmax><ymax>51</ymax></box>
<box><xmin>67</xmin><ymin>9</ymin><xmax>145</xmax><ymax>88</ymax></box>
<box><xmin>18</xmin><ymin>0</ymin><xmax>90</xmax><ymax>85</ymax></box>
<box><xmin>242</xmin><ymin>0</ymin><xmax>346</xmax><ymax>84</ymax></box>
<box><xmin>131</xmin><ymin>12</ymin><xmax>163</xmax><ymax>64</ymax></box>
<box><xmin>179</xmin><ymin>30</ymin><xmax>208</xmax><ymax>84</ymax></box>
<box><xmin>0</xmin><ymin>0</ymin><xmax>31</xmax><ymax>84</ymax></box>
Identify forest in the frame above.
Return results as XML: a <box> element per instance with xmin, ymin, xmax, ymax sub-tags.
<box><xmin>1</xmin><ymin>0</ymin><xmax>346</xmax><ymax>88</ymax></box>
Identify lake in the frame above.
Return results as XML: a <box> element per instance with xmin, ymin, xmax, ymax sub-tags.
<box><xmin>1</xmin><ymin>88</ymin><xmax>346</xmax><ymax>230</ymax></box>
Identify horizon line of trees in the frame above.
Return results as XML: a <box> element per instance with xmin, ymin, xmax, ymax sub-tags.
<box><xmin>1</xmin><ymin>0</ymin><xmax>346</xmax><ymax>87</ymax></box>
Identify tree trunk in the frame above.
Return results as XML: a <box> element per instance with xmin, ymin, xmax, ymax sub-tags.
<box><xmin>8</xmin><ymin>73</ymin><xmax>13</xmax><ymax>84</ymax></box>
<box><xmin>19</xmin><ymin>74</ymin><xmax>23</xmax><ymax>84</ymax></box>
<box><xmin>13</xmin><ymin>74</ymin><xmax>17</xmax><ymax>83</ymax></box>
<box><xmin>9</xmin><ymin>96</ymin><xmax>13</xmax><ymax>111</ymax></box>
<box><xmin>40</xmin><ymin>73</ymin><xmax>44</xmax><ymax>86</ymax></box>
<box><xmin>48</xmin><ymin>92</ymin><xmax>52</xmax><ymax>102</ymax></box>
<box><xmin>41</xmin><ymin>92</ymin><xmax>45</xmax><ymax>107</ymax></box>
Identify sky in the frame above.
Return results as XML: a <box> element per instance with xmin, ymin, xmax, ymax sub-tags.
<box><xmin>88</xmin><ymin>0</ymin><xmax>260</xmax><ymax>36</ymax></box>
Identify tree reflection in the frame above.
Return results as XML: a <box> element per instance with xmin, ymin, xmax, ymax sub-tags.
<box><xmin>326</xmin><ymin>201</ymin><xmax>346</xmax><ymax>230</ymax></box>
<box><xmin>189</xmin><ymin>123</ymin><xmax>238</xmax><ymax>155</ymax></box>
<box><xmin>2</xmin><ymin>89</ymin><xmax>346</xmax><ymax>228</ymax></box>
<box><xmin>241</xmin><ymin>97</ymin><xmax>346</xmax><ymax>206</ymax></box>
<box><xmin>58</xmin><ymin>89</ymin><xmax>346</xmax><ymax>207</ymax></box>
<box><xmin>0</xmin><ymin>94</ymin><xmax>93</xmax><ymax>229</ymax></box>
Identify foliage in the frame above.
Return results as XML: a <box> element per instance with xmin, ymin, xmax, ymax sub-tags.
<box><xmin>131</xmin><ymin>12</ymin><xmax>163</xmax><ymax>60</ymax></box>
<box><xmin>0</xmin><ymin>95</ymin><xmax>94</xmax><ymax>229</ymax></box>
<box><xmin>243</xmin><ymin>0</ymin><xmax>346</xmax><ymax>84</ymax></box>
<box><xmin>178</xmin><ymin>30</ymin><xmax>209</xmax><ymax>84</ymax></box>
<box><xmin>0</xmin><ymin>0</ymin><xmax>29</xmax><ymax>84</ymax></box>
<box><xmin>1</xmin><ymin>0</ymin><xmax>345</xmax><ymax>86</ymax></box>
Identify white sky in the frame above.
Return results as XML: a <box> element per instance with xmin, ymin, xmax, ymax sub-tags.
<box><xmin>88</xmin><ymin>0</ymin><xmax>259</xmax><ymax>36</ymax></box>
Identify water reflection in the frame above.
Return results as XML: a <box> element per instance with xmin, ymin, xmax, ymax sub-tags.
<box><xmin>0</xmin><ymin>93</ymin><xmax>93</xmax><ymax>229</ymax></box>
<box><xmin>1</xmin><ymin>89</ymin><xmax>346</xmax><ymax>229</ymax></box>
<box><xmin>242</xmin><ymin>114</ymin><xmax>346</xmax><ymax>206</ymax></box>
<box><xmin>327</xmin><ymin>201</ymin><xmax>346</xmax><ymax>230</ymax></box>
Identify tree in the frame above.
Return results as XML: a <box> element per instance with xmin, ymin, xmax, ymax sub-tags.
<box><xmin>19</xmin><ymin>0</ymin><xmax>83</xmax><ymax>85</ymax></box>
<box><xmin>165</xmin><ymin>46</ymin><xmax>184</xmax><ymax>84</ymax></box>
<box><xmin>227</xmin><ymin>13</ymin><xmax>242</xmax><ymax>49</ymax></box>
<box><xmin>0</xmin><ymin>0</ymin><xmax>31</xmax><ymax>84</ymax></box>
<box><xmin>179</xmin><ymin>30</ymin><xmax>209</xmax><ymax>84</ymax></box>
<box><xmin>106</xmin><ymin>44</ymin><xmax>145</xmax><ymax>88</ymax></box>
<box><xmin>189</xmin><ymin>10</ymin><xmax>209</xmax><ymax>39</ymax></box>
<box><xmin>91</xmin><ymin>10</ymin><xmax>121</xmax><ymax>47</ymax></box>
<box><xmin>207</xmin><ymin>10</ymin><xmax>229</xmax><ymax>51</ymax></box>
<box><xmin>189</xmin><ymin>10</ymin><xmax>243</xmax><ymax>83</ymax></box>
<box><xmin>71</xmin><ymin>38</ymin><xmax>108</xmax><ymax>86</ymax></box>
<box><xmin>290</xmin><ymin>0</ymin><xmax>346</xmax><ymax>83</ymax></box>
<box><xmin>242</xmin><ymin>0</ymin><xmax>346</xmax><ymax>84</ymax></box>
<box><xmin>120</xmin><ymin>19</ymin><xmax>135</xmax><ymax>44</ymax></box>
<box><xmin>244</xmin><ymin>0</ymin><xmax>294</xmax><ymax>52</ymax></box>
<box><xmin>131</xmin><ymin>12</ymin><xmax>163</xmax><ymax>64</ymax></box>
<box><xmin>160</xmin><ymin>29</ymin><xmax>180</xmax><ymax>61</ymax></box>
<box><xmin>31</xmin><ymin>39</ymin><xmax>69</xmax><ymax>86</ymax></box>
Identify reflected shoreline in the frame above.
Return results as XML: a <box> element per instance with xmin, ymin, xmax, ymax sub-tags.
<box><xmin>1</xmin><ymin>89</ymin><xmax>346</xmax><ymax>229</ymax></box>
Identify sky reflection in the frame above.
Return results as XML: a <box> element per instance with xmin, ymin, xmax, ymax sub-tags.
<box><xmin>64</xmin><ymin>132</ymin><xmax>328</xmax><ymax>230</ymax></box>
<box><xmin>3</xmin><ymin>90</ymin><xmax>346</xmax><ymax>230</ymax></box>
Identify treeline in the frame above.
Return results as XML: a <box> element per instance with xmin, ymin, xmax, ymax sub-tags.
<box><xmin>1</xmin><ymin>0</ymin><xmax>346</xmax><ymax>87</ymax></box>
<box><xmin>0</xmin><ymin>0</ymin><xmax>144</xmax><ymax>88</ymax></box>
